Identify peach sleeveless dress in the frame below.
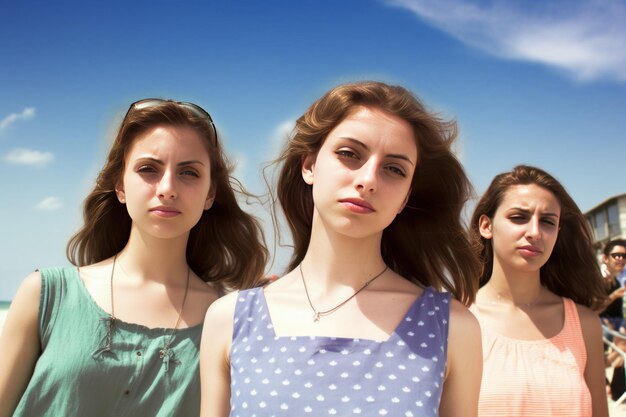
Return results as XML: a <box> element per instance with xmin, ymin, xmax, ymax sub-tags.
<box><xmin>470</xmin><ymin>298</ymin><xmax>591</xmax><ymax>417</ymax></box>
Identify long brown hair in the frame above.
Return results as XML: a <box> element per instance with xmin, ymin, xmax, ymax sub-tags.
<box><xmin>67</xmin><ymin>100</ymin><xmax>268</xmax><ymax>290</ymax></box>
<box><xmin>469</xmin><ymin>165</ymin><xmax>605</xmax><ymax>308</ymax></box>
<box><xmin>274</xmin><ymin>81</ymin><xmax>479</xmax><ymax>305</ymax></box>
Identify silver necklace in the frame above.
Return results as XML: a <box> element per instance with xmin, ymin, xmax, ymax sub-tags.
<box><xmin>489</xmin><ymin>288</ymin><xmax>539</xmax><ymax>308</ymax></box>
<box><xmin>299</xmin><ymin>263</ymin><xmax>388</xmax><ymax>322</ymax></box>
<box><xmin>106</xmin><ymin>254</ymin><xmax>190</xmax><ymax>368</ymax></box>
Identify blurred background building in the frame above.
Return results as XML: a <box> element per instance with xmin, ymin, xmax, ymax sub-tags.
<box><xmin>586</xmin><ymin>193</ymin><xmax>626</xmax><ymax>256</ymax></box>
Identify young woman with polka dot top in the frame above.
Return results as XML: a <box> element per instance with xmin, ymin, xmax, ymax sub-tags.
<box><xmin>200</xmin><ymin>81</ymin><xmax>483</xmax><ymax>417</ymax></box>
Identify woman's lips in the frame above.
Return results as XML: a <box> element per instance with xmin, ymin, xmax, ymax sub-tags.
<box><xmin>339</xmin><ymin>198</ymin><xmax>375</xmax><ymax>214</ymax></box>
<box><xmin>518</xmin><ymin>245</ymin><xmax>542</xmax><ymax>257</ymax></box>
<box><xmin>150</xmin><ymin>206</ymin><xmax>181</xmax><ymax>217</ymax></box>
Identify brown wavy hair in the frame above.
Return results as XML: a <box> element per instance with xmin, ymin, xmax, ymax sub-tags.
<box><xmin>469</xmin><ymin>165</ymin><xmax>605</xmax><ymax>308</ymax></box>
<box><xmin>67</xmin><ymin>100</ymin><xmax>268</xmax><ymax>290</ymax></box>
<box><xmin>274</xmin><ymin>81</ymin><xmax>480</xmax><ymax>305</ymax></box>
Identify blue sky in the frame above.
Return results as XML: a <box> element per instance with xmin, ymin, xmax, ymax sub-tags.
<box><xmin>1</xmin><ymin>0</ymin><xmax>625</xmax><ymax>300</ymax></box>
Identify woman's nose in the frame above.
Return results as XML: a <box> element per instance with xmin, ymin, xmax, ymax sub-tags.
<box><xmin>354</xmin><ymin>160</ymin><xmax>377</xmax><ymax>193</ymax></box>
<box><xmin>156</xmin><ymin>171</ymin><xmax>177</xmax><ymax>199</ymax></box>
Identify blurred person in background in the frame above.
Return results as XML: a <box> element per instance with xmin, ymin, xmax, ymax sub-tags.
<box><xmin>596</xmin><ymin>239</ymin><xmax>626</xmax><ymax>330</ymax></box>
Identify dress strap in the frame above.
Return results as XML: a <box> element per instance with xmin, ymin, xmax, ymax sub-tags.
<box><xmin>232</xmin><ymin>288</ymin><xmax>275</xmax><ymax>342</ymax></box>
<box><xmin>394</xmin><ymin>287</ymin><xmax>451</xmax><ymax>358</ymax></box>
<box><xmin>560</xmin><ymin>298</ymin><xmax>584</xmax><ymax>338</ymax></box>
<box><xmin>560</xmin><ymin>298</ymin><xmax>580</xmax><ymax>335</ymax></box>
<box><xmin>38</xmin><ymin>267</ymin><xmax>77</xmax><ymax>346</ymax></box>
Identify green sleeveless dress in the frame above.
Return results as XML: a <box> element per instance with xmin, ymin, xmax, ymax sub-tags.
<box><xmin>13</xmin><ymin>267</ymin><xmax>203</xmax><ymax>416</ymax></box>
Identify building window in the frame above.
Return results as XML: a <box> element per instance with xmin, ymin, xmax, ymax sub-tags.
<box><xmin>608</xmin><ymin>202</ymin><xmax>620</xmax><ymax>237</ymax></box>
<box><xmin>594</xmin><ymin>210</ymin><xmax>607</xmax><ymax>240</ymax></box>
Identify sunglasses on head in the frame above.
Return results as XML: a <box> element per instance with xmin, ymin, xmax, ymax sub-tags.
<box><xmin>125</xmin><ymin>99</ymin><xmax>218</xmax><ymax>145</ymax></box>
<box><xmin>610</xmin><ymin>253</ymin><xmax>626</xmax><ymax>260</ymax></box>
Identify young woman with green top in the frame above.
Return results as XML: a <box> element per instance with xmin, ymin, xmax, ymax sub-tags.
<box><xmin>0</xmin><ymin>99</ymin><xmax>268</xmax><ymax>416</ymax></box>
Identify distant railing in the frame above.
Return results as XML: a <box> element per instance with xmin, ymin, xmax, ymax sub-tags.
<box><xmin>604</xmin><ymin>325</ymin><xmax>626</xmax><ymax>407</ymax></box>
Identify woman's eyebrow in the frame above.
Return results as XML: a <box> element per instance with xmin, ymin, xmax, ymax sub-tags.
<box><xmin>341</xmin><ymin>137</ymin><xmax>415</xmax><ymax>165</ymax></box>
<box><xmin>509</xmin><ymin>206</ymin><xmax>559</xmax><ymax>217</ymax></box>
<box><xmin>134</xmin><ymin>156</ymin><xmax>205</xmax><ymax>167</ymax></box>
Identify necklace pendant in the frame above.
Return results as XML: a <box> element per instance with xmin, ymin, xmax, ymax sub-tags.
<box><xmin>160</xmin><ymin>349</ymin><xmax>172</xmax><ymax>371</ymax></box>
<box><xmin>313</xmin><ymin>311</ymin><xmax>320</xmax><ymax>322</ymax></box>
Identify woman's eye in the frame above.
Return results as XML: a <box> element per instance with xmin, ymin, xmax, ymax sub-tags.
<box><xmin>386</xmin><ymin>165</ymin><xmax>406</xmax><ymax>177</ymax></box>
<box><xmin>542</xmin><ymin>218</ymin><xmax>557</xmax><ymax>226</ymax></box>
<box><xmin>509</xmin><ymin>215</ymin><xmax>527</xmax><ymax>223</ymax></box>
<box><xmin>180</xmin><ymin>169</ymin><xmax>199</xmax><ymax>177</ymax></box>
<box><xmin>336</xmin><ymin>149</ymin><xmax>358</xmax><ymax>159</ymax></box>
<box><xmin>137</xmin><ymin>165</ymin><xmax>156</xmax><ymax>173</ymax></box>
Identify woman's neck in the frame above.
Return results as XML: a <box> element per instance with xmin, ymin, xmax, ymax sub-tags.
<box><xmin>302</xmin><ymin>215</ymin><xmax>387</xmax><ymax>290</ymax></box>
<box><xmin>115</xmin><ymin>226</ymin><xmax>190</xmax><ymax>284</ymax></box>
<box><xmin>481</xmin><ymin>260</ymin><xmax>543</xmax><ymax>305</ymax></box>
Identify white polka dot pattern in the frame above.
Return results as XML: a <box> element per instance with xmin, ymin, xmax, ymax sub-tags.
<box><xmin>229</xmin><ymin>287</ymin><xmax>450</xmax><ymax>417</ymax></box>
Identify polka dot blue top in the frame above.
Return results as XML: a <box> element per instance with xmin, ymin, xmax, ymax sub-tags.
<box><xmin>230</xmin><ymin>286</ymin><xmax>450</xmax><ymax>417</ymax></box>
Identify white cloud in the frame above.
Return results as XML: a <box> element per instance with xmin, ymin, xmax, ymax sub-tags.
<box><xmin>252</xmin><ymin>119</ymin><xmax>296</xmax><ymax>187</ymax></box>
<box><xmin>0</xmin><ymin>107</ymin><xmax>36</xmax><ymax>130</ymax></box>
<box><xmin>255</xmin><ymin>119</ymin><xmax>296</xmax><ymax>178</ymax></box>
<box><xmin>385</xmin><ymin>0</ymin><xmax>626</xmax><ymax>82</ymax></box>
<box><xmin>35</xmin><ymin>196</ymin><xmax>62</xmax><ymax>211</ymax></box>
<box><xmin>4</xmin><ymin>148</ymin><xmax>54</xmax><ymax>167</ymax></box>
<box><xmin>272</xmin><ymin>120</ymin><xmax>296</xmax><ymax>149</ymax></box>
<box><xmin>230</xmin><ymin>152</ymin><xmax>248</xmax><ymax>181</ymax></box>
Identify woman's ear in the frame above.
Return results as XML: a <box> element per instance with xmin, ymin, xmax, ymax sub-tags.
<box><xmin>478</xmin><ymin>214</ymin><xmax>493</xmax><ymax>239</ymax></box>
<box><xmin>204</xmin><ymin>187</ymin><xmax>216</xmax><ymax>210</ymax></box>
<box><xmin>115</xmin><ymin>183</ymin><xmax>126</xmax><ymax>204</ymax></box>
<box><xmin>301</xmin><ymin>153</ymin><xmax>316</xmax><ymax>185</ymax></box>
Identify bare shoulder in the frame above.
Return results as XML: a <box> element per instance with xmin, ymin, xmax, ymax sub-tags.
<box><xmin>204</xmin><ymin>290</ymin><xmax>240</xmax><ymax>326</ymax></box>
<box><xmin>575</xmin><ymin>302</ymin><xmax>600</xmax><ymax>321</ymax></box>
<box><xmin>575</xmin><ymin>302</ymin><xmax>602</xmax><ymax>337</ymax></box>
<box><xmin>9</xmin><ymin>271</ymin><xmax>43</xmax><ymax>314</ymax></box>
<box><xmin>77</xmin><ymin>258</ymin><xmax>113</xmax><ymax>284</ymax></box>
<box><xmin>18</xmin><ymin>270</ymin><xmax>43</xmax><ymax>299</ymax></box>
<box><xmin>202</xmin><ymin>290</ymin><xmax>241</xmax><ymax>357</ymax></box>
<box><xmin>574</xmin><ymin>302</ymin><xmax>609</xmax><ymax>417</ymax></box>
<box><xmin>446</xmin><ymin>298</ymin><xmax>481</xmax><ymax>364</ymax></box>
<box><xmin>446</xmin><ymin>299</ymin><xmax>481</xmax><ymax>358</ymax></box>
<box><xmin>442</xmin><ymin>297</ymin><xmax>482</xmax><ymax>403</ymax></box>
<box><xmin>3</xmin><ymin>270</ymin><xmax>42</xmax><ymax>335</ymax></box>
<box><xmin>188</xmin><ymin>277</ymin><xmax>221</xmax><ymax>305</ymax></box>
<box><xmin>448</xmin><ymin>298</ymin><xmax>480</xmax><ymax>331</ymax></box>
<box><xmin>0</xmin><ymin>271</ymin><xmax>44</xmax><ymax>417</ymax></box>
<box><xmin>263</xmin><ymin>270</ymin><xmax>299</xmax><ymax>294</ymax></box>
